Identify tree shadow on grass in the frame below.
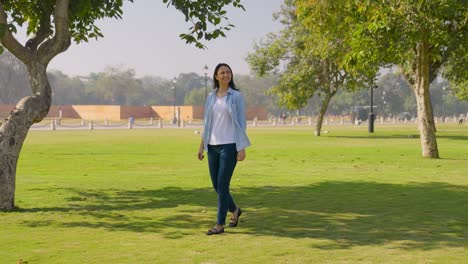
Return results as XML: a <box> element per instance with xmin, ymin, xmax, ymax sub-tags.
<box><xmin>16</xmin><ymin>181</ymin><xmax>468</xmax><ymax>250</ymax></box>
<box><xmin>326</xmin><ymin>134</ymin><xmax>468</xmax><ymax>141</ymax></box>
<box><xmin>326</xmin><ymin>134</ymin><xmax>421</xmax><ymax>139</ymax></box>
<box><xmin>436</xmin><ymin>135</ymin><xmax>468</xmax><ymax>141</ymax></box>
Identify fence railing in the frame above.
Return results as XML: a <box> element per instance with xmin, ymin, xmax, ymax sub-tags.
<box><xmin>19</xmin><ymin>115</ymin><xmax>465</xmax><ymax>131</ymax></box>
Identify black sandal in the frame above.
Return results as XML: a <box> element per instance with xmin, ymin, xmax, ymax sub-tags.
<box><xmin>229</xmin><ymin>208</ymin><xmax>242</xmax><ymax>227</ymax></box>
<box><xmin>206</xmin><ymin>227</ymin><xmax>224</xmax><ymax>235</ymax></box>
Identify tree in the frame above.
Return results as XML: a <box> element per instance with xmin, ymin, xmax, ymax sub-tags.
<box><xmin>297</xmin><ymin>0</ymin><xmax>467</xmax><ymax>157</ymax></box>
<box><xmin>376</xmin><ymin>72</ymin><xmax>415</xmax><ymax>117</ymax></box>
<box><xmin>0</xmin><ymin>50</ymin><xmax>29</xmax><ymax>103</ymax></box>
<box><xmin>449</xmin><ymin>81</ymin><xmax>468</xmax><ymax>102</ymax></box>
<box><xmin>48</xmin><ymin>70</ymin><xmax>86</xmax><ymax>105</ymax></box>
<box><xmin>174</xmin><ymin>72</ymin><xmax>206</xmax><ymax>105</ymax></box>
<box><xmin>235</xmin><ymin>74</ymin><xmax>279</xmax><ymax>114</ymax></box>
<box><xmin>140</xmin><ymin>76</ymin><xmax>175</xmax><ymax>106</ymax></box>
<box><xmin>430</xmin><ymin>80</ymin><xmax>468</xmax><ymax>117</ymax></box>
<box><xmin>0</xmin><ymin>0</ymin><xmax>244</xmax><ymax>211</ymax></box>
<box><xmin>247</xmin><ymin>0</ymin><xmax>370</xmax><ymax>136</ymax></box>
<box><xmin>184</xmin><ymin>87</ymin><xmax>206</xmax><ymax>106</ymax></box>
<box><xmin>92</xmin><ymin>66</ymin><xmax>144</xmax><ymax>105</ymax></box>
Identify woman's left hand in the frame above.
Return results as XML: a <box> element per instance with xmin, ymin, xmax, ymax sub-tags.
<box><xmin>237</xmin><ymin>149</ymin><xmax>246</xmax><ymax>161</ymax></box>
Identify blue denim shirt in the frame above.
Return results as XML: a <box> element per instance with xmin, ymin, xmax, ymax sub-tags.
<box><xmin>202</xmin><ymin>87</ymin><xmax>251</xmax><ymax>152</ymax></box>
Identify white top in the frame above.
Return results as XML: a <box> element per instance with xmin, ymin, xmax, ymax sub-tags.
<box><xmin>208</xmin><ymin>95</ymin><xmax>235</xmax><ymax>145</ymax></box>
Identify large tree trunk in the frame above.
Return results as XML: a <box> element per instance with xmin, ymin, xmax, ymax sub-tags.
<box><xmin>314</xmin><ymin>91</ymin><xmax>334</xmax><ymax>136</ymax></box>
<box><xmin>0</xmin><ymin>62</ymin><xmax>51</xmax><ymax>210</ymax></box>
<box><xmin>0</xmin><ymin>0</ymin><xmax>70</xmax><ymax>210</ymax></box>
<box><xmin>411</xmin><ymin>39</ymin><xmax>439</xmax><ymax>158</ymax></box>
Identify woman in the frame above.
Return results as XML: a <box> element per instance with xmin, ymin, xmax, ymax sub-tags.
<box><xmin>197</xmin><ymin>63</ymin><xmax>251</xmax><ymax>235</ymax></box>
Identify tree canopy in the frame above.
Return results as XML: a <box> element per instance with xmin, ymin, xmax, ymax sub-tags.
<box><xmin>247</xmin><ymin>0</ymin><xmax>371</xmax><ymax>135</ymax></box>
<box><xmin>0</xmin><ymin>0</ymin><xmax>244</xmax><ymax>53</ymax></box>
<box><xmin>296</xmin><ymin>0</ymin><xmax>467</xmax><ymax>157</ymax></box>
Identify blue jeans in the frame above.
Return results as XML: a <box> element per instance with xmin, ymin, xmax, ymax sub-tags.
<box><xmin>207</xmin><ymin>144</ymin><xmax>238</xmax><ymax>225</ymax></box>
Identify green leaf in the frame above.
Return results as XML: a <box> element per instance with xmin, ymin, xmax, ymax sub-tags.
<box><xmin>166</xmin><ymin>0</ymin><xmax>245</xmax><ymax>49</ymax></box>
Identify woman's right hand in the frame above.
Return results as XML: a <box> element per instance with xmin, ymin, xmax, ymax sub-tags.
<box><xmin>197</xmin><ymin>147</ymin><xmax>204</xmax><ymax>161</ymax></box>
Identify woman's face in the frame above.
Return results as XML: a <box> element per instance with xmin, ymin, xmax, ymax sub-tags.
<box><xmin>215</xmin><ymin>66</ymin><xmax>232</xmax><ymax>87</ymax></box>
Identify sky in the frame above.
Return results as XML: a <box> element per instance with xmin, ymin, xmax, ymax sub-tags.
<box><xmin>44</xmin><ymin>0</ymin><xmax>284</xmax><ymax>79</ymax></box>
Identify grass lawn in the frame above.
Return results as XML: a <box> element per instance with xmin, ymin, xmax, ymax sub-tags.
<box><xmin>1</xmin><ymin>124</ymin><xmax>467</xmax><ymax>263</ymax></box>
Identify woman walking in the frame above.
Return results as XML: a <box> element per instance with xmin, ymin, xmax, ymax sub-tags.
<box><xmin>197</xmin><ymin>63</ymin><xmax>251</xmax><ymax>235</ymax></box>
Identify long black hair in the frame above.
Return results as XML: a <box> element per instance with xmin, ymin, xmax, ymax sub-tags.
<box><xmin>212</xmin><ymin>63</ymin><xmax>239</xmax><ymax>90</ymax></box>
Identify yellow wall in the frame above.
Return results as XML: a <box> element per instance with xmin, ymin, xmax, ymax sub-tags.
<box><xmin>72</xmin><ymin>105</ymin><xmax>121</xmax><ymax>121</ymax></box>
<box><xmin>1</xmin><ymin>104</ymin><xmax>267</xmax><ymax>121</ymax></box>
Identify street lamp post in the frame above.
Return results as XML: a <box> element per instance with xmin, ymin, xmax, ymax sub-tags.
<box><xmin>442</xmin><ymin>85</ymin><xmax>446</xmax><ymax>122</ymax></box>
<box><xmin>382</xmin><ymin>90</ymin><xmax>386</xmax><ymax>120</ymax></box>
<box><xmin>352</xmin><ymin>93</ymin><xmax>356</xmax><ymax>124</ymax></box>
<box><xmin>172</xmin><ymin>77</ymin><xmax>177</xmax><ymax>125</ymax></box>
<box><xmin>369</xmin><ymin>83</ymin><xmax>377</xmax><ymax>133</ymax></box>
<box><xmin>203</xmin><ymin>65</ymin><xmax>209</xmax><ymax>102</ymax></box>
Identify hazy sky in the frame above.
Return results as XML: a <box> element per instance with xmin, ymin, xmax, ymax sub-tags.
<box><xmin>44</xmin><ymin>0</ymin><xmax>284</xmax><ymax>79</ymax></box>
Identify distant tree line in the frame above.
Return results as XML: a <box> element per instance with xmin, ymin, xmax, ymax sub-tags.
<box><xmin>304</xmin><ymin>71</ymin><xmax>468</xmax><ymax>119</ymax></box>
<box><xmin>0</xmin><ymin>51</ymin><xmax>280</xmax><ymax>110</ymax></box>
<box><xmin>246</xmin><ymin>0</ymin><xmax>467</xmax><ymax>158</ymax></box>
<box><xmin>1</xmin><ymin>50</ymin><xmax>467</xmax><ymax>118</ymax></box>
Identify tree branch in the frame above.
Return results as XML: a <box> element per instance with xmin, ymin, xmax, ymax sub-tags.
<box><xmin>25</xmin><ymin>15</ymin><xmax>53</xmax><ymax>52</ymax></box>
<box><xmin>428</xmin><ymin>45</ymin><xmax>444</xmax><ymax>84</ymax></box>
<box><xmin>0</xmin><ymin>1</ymin><xmax>32</xmax><ymax>64</ymax></box>
<box><xmin>337</xmin><ymin>71</ymin><xmax>348</xmax><ymax>86</ymax></box>
<box><xmin>37</xmin><ymin>0</ymin><xmax>71</xmax><ymax>64</ymax></box>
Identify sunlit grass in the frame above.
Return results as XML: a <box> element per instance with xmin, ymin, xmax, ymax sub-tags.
<box><xmin>1</xmin><ymin>124</ymin><xmax>467</xmax><ymax>263</ymax></box>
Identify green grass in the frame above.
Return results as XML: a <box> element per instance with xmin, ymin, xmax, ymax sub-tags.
<box><xmin>1</xmin><ymin>124</ymin><xmax>467</xmax><ymax>263</ymax></box>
